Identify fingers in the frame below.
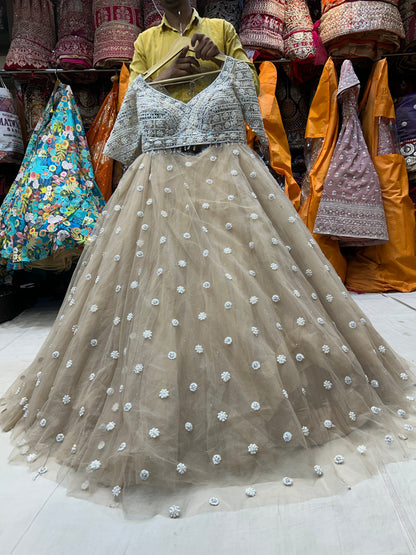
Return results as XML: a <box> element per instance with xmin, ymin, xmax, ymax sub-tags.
<box><xmin>191</xmin><ymin>33</ymin><xmax>220</xmax><ymax>60</ymax></box>
<box><xmin>177</xmin><ymin>45</ymin><xmax>190</xmax><ymax>58</ymax></box>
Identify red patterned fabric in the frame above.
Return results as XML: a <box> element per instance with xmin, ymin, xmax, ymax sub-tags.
<box><xmin>143</xmin><ymin>0</ymin><xmax>198</xmax><ymax>29</ymax></box>
<box><xmin>53</xmin><ymin>0</ymin><xmax>94</xmax><ymax>69</ymax></box>
<box><xmin>239</xmin><ymin>0</ymin><xmax>285</xmax><ymax>57</ymax></box>
<box><xmin>93</xmin><ymin>0</ymin><xmax>143</xmax><ymax>67</ymax></box>
<box><xmin>319</xmin><ymin>0</ymin><xmax>405</xmax><ymax>59</ymax></box>
<box><xmin>4</xmin><ymin>0</ymin><xmax>56</xmax><ymax>70</ymax></box>
<box><xmin>283</xmin><ymin>0</ymin><xmax>315</xmax><ymax>60</ymax></box>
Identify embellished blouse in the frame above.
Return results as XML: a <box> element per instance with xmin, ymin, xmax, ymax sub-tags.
<box><xmin>104</xmin><ymin>56</ymin><xmax>268</xmax><ymax>167</ymax></box>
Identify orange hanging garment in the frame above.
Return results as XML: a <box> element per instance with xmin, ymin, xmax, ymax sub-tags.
<box><xmin>345</xmin><ymin>59</ymin><xmax>416</xmax><ymax>292</ymax></box>
<box><xmin>299</xmin><ymin>57</ymin><xmax>347</xmax><ymax>280</ymax></box>
<box><xmin>118</xmin><ymin>62</ymin><xmax>130</xmax><ymax>110</ymax></box>
<box><xmin>246</xmin><ymin>61</ymin><xmax>300</xmax><ymax>209</ymax></box>
<box><xmin>86</xmin><ymin>64</ymin><xmax>130</xmax><ymax>201</ymax></box>
<box><xmin>86</xmin><ymin>79</ymin><xmax>119</xmax><ymax>201</ymax></box>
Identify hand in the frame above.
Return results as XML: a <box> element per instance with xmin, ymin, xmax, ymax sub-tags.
<box><xmin>191</xmin><ymin>33</ymin><xmax>221</xmax><ymax>60</ymax></box>
<box><xmin>154</xmin><ymin>46</ymin><xmax>200</xmax><ymax>81</ymax></box>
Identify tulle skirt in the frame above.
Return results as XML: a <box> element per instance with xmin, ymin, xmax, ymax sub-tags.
<box><xmin>1</xmin><ymin>144</ymin><xmax>415</xmax><ymax>518</ymax></box>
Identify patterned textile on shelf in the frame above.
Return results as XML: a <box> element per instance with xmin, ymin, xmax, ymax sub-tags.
<box><xmin>313</xmin><ymin>60</ymin><xmax>388</xmax><ymax>247</ymax></box>
<box><xmin>319</xmin><ymin>0</ymin><xmax>405</xmax><ymax>59</ymax></box>
<box><xmin>203</xmin><ymin>0</ymin><xmax>243</xmax><ymax>32</ymax></box>
<box><xmin>143</xmin><ymin>0</ymin><xmax>198</xmax><ymax>29</ymax></box>
<box><xmin>0</xmin><ymin>84</ymin><xmax>105</xmax><ymax>272</ymax></box>
<box><xmin>345</xmin><ymin>59</ymin><xmax>416</xmax><ymax>293</ymax></box>
<box><xmin>299</xmin><ymin>57</ymin><xmax>347</xmax><ymax>280</ymax></box>
<box><xmin>397</xmin><ymin>0</ymin><xmax>416</xmax><ymax>70</ymax></box>
<box><xmin>53</xmin><ymin>0</ymin><xmax>94</xmax><ymax>69</ymax></box>
<box><xmin>4</xmin><ymin>0</ymin><xmax>56</xmax><ymax>70</ymax></box>
<box><xmin>395</xmin><ymin>92</ymin><xmax>416</xmax><ymax>180</ymax></box>
<box><xmin>283</xmin><ymin>0</ymin><xmax>315</xmax><ymax>61</ymax></box>
<box><xmin>93</xmin><ymin>0</ymin><xmax>143</xmax><ymax>67</ymax></box>
<box><xmin>239</xmin><ymin>0</ymin><xmax>285</xmax><ymax>57</ymax></box>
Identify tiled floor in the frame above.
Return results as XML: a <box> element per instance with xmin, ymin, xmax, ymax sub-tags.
<box><xmin>0</xmin><ymin>292</ymin><xmax>416</xmax><ymax>555</ymax></box>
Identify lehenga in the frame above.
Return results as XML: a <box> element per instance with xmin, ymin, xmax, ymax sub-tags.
<box><xmin>1</xmin><ymin>57</ymin><xmax>415</xmax><ymax>518</ymax></box>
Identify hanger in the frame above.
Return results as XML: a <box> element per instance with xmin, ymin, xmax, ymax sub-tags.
<box><xmin>142</xmin><ymin>36</ymin><xmax>226</xmax><ymax>87</ymax></box>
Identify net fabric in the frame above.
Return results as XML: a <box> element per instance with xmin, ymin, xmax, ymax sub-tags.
<box><xmin>0</xmin><ymin>57</ymin><xmax>415</xmax><ymax>518</ymax></box>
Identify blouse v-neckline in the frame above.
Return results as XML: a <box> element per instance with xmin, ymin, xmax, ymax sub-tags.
<box><xmin>138</xmin><ymin>56</ymin><xmax>233</xmax><ymax>107</ymax></box>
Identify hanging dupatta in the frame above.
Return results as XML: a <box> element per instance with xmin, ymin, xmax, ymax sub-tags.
<box><xmin>345</xmin><ymin>59</ymin><xmax>416</xmax><ymax>292</ymax></box>
<box><xmin>247</xmin><ymin>61</ymin><xmax>301</xmax><ymax>209</ymax></box>
<box><xmin>86</xmin><ymin>64</ymin><xmax>130</xmax><ymax>201</ymax></box>
<box><xmin>299</xmin><ymin>57</ymin><xmax>347</xmax><ymax>280</ymax></box>
<box><xmin>0</xmin><ymin>84</ymin><xmax>104</xmax><ymax>271</ymax></box>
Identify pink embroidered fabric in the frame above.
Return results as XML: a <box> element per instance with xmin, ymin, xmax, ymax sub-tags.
<box><xmin>283</xmin><ymin>0</ymin><xmax>315</xmax><ymax>60</ymax></box>
<box><xmin>313</xmin><ymin>60</ymin><xmax>389</xmax><ymax>247</ymax></box>
<box><xmin>4</xmin><ymin>0</ymin><xmax>56</xmax><ymax>70</ymax></box>
<box><xmin>143</xmin><ymin>0</ymin><xmax>198</xmax><ymax>29</ymax></box>
<box><xmin>93</xmin><ymin>0</ymin><xmax>143</xmax><ymax>67</ymax></box>
<box><xmin>53</xmin><ymin>0</ymin><xmax>94</xmax><ymax>69</ymax></box>
<box><xmin>239</xmin><ymin>0</ymin><xmax>285</xmax><ymax>57</ymax></box>
<box><xmin>319</xmin><ymin>0</ymin><xmax>405</xmax><ymax>59</ymax></box>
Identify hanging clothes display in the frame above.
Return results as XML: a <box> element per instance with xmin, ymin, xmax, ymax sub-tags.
<box><xmin>313</xmin><ymin>60</ymin><xmax>389</xmax><ymax>247</ymax></box>
<box><xmin>72</xmin><ymin>84</ymin><xmax>106</xmax><ymax>133</ymax></box>
<box><xmin>395</xmin><ymin>92</ymin><xmax>416</xmax><ymax>207</ymax></box>
<box><xmin>143</xmin><ymin>0</ymin><xmax>198</xmax><ymax>29</ymax></box>
<box><xmin>275</xmin><ymin>69</ymin><xmax>309</xmax><ymax>151</ymax></box>
<box><xmin>86</xmin><ymin>65</ymin><xmax>130</xmax><ymax>201</ymax></box>
<box><xmin>4</xmin><ymin>0</ymin><xmax>56</xmax><ymax>70</ymax></box>
<box><xmin>92</xmin><ymin>0</ymin><xmax>143</xmax><ymax>67</ymax></box>
<box><xmin>239</xmin><ymin>0</ymin><xmax>285</xmax><ymax>58</ymax></box>
<box><xmin>0</xmin><ymin>83</ymin><xmax>105</xmax><ymax>272</ymax></box>
<box><xmin>21</xmin><ymin>80</ymin><xmax>52</xmax><ymax>142</ymax></box>
<box><xmin>246</xmin><ymin>61</ymin><xmax>301</xmax><ymax>209</ymax></box>
<box><xmin>299</xmin><ymin>57</ymin><xmax>347</xmax><ymax>281</ymax></box>
<box><xmin>397</xmin><ymin>0</ymin><xmax>416</xmax><ymax>71</ymax></box>
<box><xmin>53</xmin><ymin>0</ymin><xmax>94</xmax><ymax>70</ymax></box>
<box><xmin>1</xmin><ymin>56</ymin><xmax>415</xmax><ymax>519</ymax></box>
<box><xmin>202</xmin><ymin>0</ymin><xmax>243</xmax><ymax>32</ymax></box>
<box><xmin>319</xmin><ymin>0</ymin><xmax>405</xmax><ymax>59</ymax></box>
<box><xmin>345</xmin><ymin>59</ymin><xmax>416</xmax><ymax>292</ymax></box>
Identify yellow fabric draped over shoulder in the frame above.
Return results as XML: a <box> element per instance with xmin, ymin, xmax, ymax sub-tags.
<box><xmin>299</xmin><ymin>58</ymin><xmax>347</xmax><ymax>280</ymax></box>
<box><xmin>87</xmin><ymin>64</ymin><xmax>130</xmax><ymax>201</ymax></box>
<box><xmin>247</xmin><ymin>61</ymin><xmax>300</xmax><ymax>209</ymax></box>
<box><xmin>345</xmin><ymin>59</ymin><xmax>416</xmax><ymax>292</ymax></box>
